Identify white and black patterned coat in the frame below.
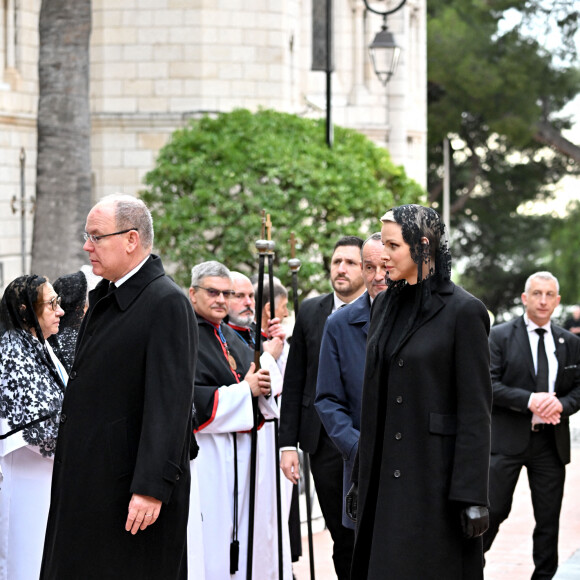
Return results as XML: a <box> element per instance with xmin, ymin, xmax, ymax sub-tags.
<box><xmin>0</xmin><ymin>329</ymin><xmax>65</xmax><ymax>457</ymax></box>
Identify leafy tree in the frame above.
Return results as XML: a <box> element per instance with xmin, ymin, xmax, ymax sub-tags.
<box><xmin>550</xmin><ymin>200</ymin><xmax>580</xmax><ymax>304</ymax></box>
<box><xmin>31</xmin><ymin>0</ymin><xmax>92</xmax><ymax>280</ymax></box>
<box><xmin>427</xmin><ymin>0</ymin><xmax>580</xmax><ymax>318</ymax></box>
<box><xmin>141</xmin><ymin>109</ymin><xmax>423</xmax><ymax>293</ymax></box>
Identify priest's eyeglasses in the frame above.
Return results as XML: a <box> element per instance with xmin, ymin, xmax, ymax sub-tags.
<box><xmin>43</xmin><ymin>296</ymin><xmax>62</xmax><ymax>311</ymax></box>
<box><xmin>194</xmin><ymin>286</ymin><xmax>235</xmax><ymax>299</ymax></box>
<box><xmin>83</xmin><ymin>229</ymin><xmax>138</xmax><ymax>244</ymax></box>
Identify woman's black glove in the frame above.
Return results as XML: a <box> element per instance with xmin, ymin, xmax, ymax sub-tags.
<box><xmin>345</xmin><ymin>482</ymin><xmax>358</xmax><ymax>523</ymax></box>
<box><xmin>460</xmin><ymin>505</ymin><xmax>489</xmax><ymax>539</ymax></box>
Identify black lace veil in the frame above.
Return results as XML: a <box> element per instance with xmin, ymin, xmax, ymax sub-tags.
<box><xmin>381</xmin><ymin>204</ymin><xmax>451</xmax><ymax>289</ymax></box>
<box><xmin>378</xmin><ymin>205</ymin><xmax>452</xmax><ymax>353</ymax></box>
<box><xmin>48</xmin><ymin>271</ymin><xmax>88</xmax><ymax>373</ymax></box>
<box><xmin>52</xmin><ymin>271</ymin><xmax>87</xmax><ymax>330</ymax></box>
<box><xmin>0</xmin><ymin>274</ymin><xmax>47</xmax><ymax>343</ymax></box>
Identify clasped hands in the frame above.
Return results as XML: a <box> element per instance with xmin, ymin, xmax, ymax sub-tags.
<box><xmin>244</xmin><ymin>363</ymin><xmax>271</xmax><ymax>397</ymax></box>
<box><xmin>249</xmin><ymin>317</ymin><xmax>283</xmax><ymax>396</ymax></box>
<box><xmin>529</xmin><ymin>392</ymin><xmax>563</xmax><ymax>425</ymax></box>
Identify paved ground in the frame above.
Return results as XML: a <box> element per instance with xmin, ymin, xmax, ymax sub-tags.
<box><xmin>292</xmin><ymin>418</ymin><xmax>580</xmax><ymax>579</ymax></box>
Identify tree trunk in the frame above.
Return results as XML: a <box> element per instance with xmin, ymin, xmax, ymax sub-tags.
<box><xmin>31</xmin><ymin>0</ymin><xmax>92</xmax><ymax>281</ymax></box>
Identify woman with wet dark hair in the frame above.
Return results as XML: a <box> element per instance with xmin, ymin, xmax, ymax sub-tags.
<box><xmin>0</xmin><ymin>275</ymin><xmax>66</xmax><ymax>580</ymax></box>
<box><xmin>349</xmin><ymin>205</ymin><xmax>492</xmax><ymax>579</ymax></box>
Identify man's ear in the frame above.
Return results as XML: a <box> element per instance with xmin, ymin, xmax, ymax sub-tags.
<box><xmin>262</xmin><ymin>301</ymin><xmax>271</xmax><ymax>322</ymax></box>
<box><xmin>521</xmin><ymin>292</ymin><xmax>528</xmax><ymax>307</ymax></box>
<box><xmin>126</xmin><ymin>229</ymin><xmax>140</xmax><ymax>253</ymax></box>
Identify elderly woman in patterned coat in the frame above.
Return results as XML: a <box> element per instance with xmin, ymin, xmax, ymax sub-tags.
<box><xmin>0</xmin><ymin>275</ymin><xmax>67</xmax><ymax>580</ymax></box>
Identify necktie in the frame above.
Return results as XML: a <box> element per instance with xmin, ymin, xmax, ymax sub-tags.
<box><xmin>107</xmin><ymin>282</ymin><xmax>116</xmax><ymax>295</ymax></box>
<box><xmin>535</xmin><ymin>328</ymin><xmax>549</xmax><ymax>392</ymax></box>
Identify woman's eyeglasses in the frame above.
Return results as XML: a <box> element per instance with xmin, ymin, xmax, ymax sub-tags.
<box><xmin>43</xmin><ymin>296</ymin><xmax>62</xmax><ymax>311</ymax></box>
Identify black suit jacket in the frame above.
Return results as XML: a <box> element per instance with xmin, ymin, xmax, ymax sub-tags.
<box><xmin>279</xmin><ymin>293</ymin><xmax>334</xmax><ymax>453</ymax></box>
<box><xmin>489</xmin><ymin>315</ymin><xmax>580</xmax><ymax>464</ymax></box>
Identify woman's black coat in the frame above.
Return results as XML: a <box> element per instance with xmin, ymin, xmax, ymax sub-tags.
<box><xmin>352</xmin><ymin>279</ymin><xmax>492</xmax><ymax>580</ymax></box>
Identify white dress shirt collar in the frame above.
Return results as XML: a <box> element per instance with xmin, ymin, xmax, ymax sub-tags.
<box><xmin>115</xmin><ymin>255</ymin><xmax>150</xmax><ymax>288</ymax></box>
<box><xmin>332</xmin><ymin>292</ymin><xmax>362</xmax><ymax>313</ymax></box>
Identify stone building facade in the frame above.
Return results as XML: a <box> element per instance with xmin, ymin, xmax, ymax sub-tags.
<box><xmin>0</xmin><ymin>0</ymin><xmax>426</xmax><ymax>291</ymax></box>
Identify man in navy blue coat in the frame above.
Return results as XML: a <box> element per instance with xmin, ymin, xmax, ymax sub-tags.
<box><xmin>314</xmin><ymin>233</ymin><xmax>387</xmax><ymax>529</ymax></box>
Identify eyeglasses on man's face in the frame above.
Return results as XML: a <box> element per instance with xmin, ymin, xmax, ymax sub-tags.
<box><xmin>83</xmin><ymin>229</ymin><xmax>138</xmax><ymax>244</ymax></box>
<box><xmin>194</xmin><ymin>286</ymin><xmax>235</xmax><ymax>299</ymax></box>
<box><xmin>43</xmin><ymin>296</ymin><xmax>62</xmax><ymax>311</ymax></box>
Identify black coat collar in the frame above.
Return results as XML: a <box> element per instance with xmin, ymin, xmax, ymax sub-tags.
<box><xmin>94</xmin><ymin>255</ymin><xmax>165</xmax><ymax>312</ymax></box>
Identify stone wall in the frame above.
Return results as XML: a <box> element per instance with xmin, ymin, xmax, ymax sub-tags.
<box><xmin>0</xmin><ymin>0</ymin><xmax>427</xmax><ymax>290</ymax></box>
<box><xmin>0</xmin><ymin>0</ymin><xmax>39</xmax><ymax>287</ymax></box>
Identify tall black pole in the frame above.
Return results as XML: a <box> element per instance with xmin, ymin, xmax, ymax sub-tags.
<box><xmin>19</xmin><ymin>148</ymin><xmax>26</xmax><ymax>274</ymax></box>
<box><xmin>248</xmin><ymin>236</ymin><xmax>269</xmax><ymax>580</ymax></box>
<box><xmin>325</xmin><ymin>0</ymin><xmax>333</xmax><ymax>148</ymax></box>
<box><xmin>265</xmin><ymin>234</ymin><xmax>284</xmax><ymax>580</ymax></box>
<box><xmin>289</xmin><ymin>233</ymin><xmax>301</xmax><ymax>317</ymax></box>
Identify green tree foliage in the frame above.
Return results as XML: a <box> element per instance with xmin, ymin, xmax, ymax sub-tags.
<box><xmin>550</xmin><ymin>200</ymin><xmax>580</xmax><ymax>303</ymax></box>
<box><xmin>141</xmin><ymin>109</ymin><xmax>423</xmax><ymax>293</ymax></box>
<box><xmin>427</xmin><ymin>0</ymin><xmax>580</xmax><ymax>318</ymax></box>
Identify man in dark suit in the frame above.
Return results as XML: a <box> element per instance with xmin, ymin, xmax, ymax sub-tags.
<box><xmin>483</xmin><ymin>271</ymin><xmax>580</xmax><ymax>580</ymax></box>
<box><xmin>279</xmin><ymin>235</ymin><xmax>364</xmax><ymax>580</ymax></box>
<box><xmin>314</xmin><ymin>233</ymin><xmax>387</xmax><ymax>530</ymax></box>
<box><xmin>41</xmin><ymin>194</ymin><xmax>197</xmax><ymax>579</ymax></box>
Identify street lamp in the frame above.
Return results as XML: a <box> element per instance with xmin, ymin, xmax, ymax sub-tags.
<box><xmin>362</xmin><ymin>0</ymin><xmax>406</xmax><ymax>85</ymax></box>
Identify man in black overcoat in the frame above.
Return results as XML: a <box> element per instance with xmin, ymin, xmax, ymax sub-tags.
<box><xmin>483</xmin><ymin>271</ymin><xmax>580</xmax><ymax>579</ymax></box>
<box><xmin>279</xmin><ymin>235</ymin><xmax>364</xmax><ymax>579</ymax></box>
<box><xmin>41</xmin><ymin>194</ymin><xmax>197</xmax><ymax>580</ymax></box>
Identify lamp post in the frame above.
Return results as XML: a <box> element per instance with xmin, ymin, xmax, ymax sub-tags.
<box><xmin>312</xmin><ymin>0</ymin><xmax>334</xmax><ymax>148</ymax></box>
<box><xmin>362</xmin><ymin>0</ymin><xmax>406</xmax><ymax>85</ymax></box>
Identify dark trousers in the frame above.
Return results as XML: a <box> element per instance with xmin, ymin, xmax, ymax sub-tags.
<box><xmin>309</xmin><ymin>428</ymin><xmax>355</xmax><ymax>580</ymax></box>
<box><xmin>483</xmin><ymin>428</ymin><xmax>566</xmax><ymax>580</ymax></box>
